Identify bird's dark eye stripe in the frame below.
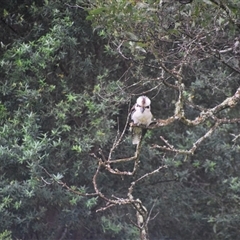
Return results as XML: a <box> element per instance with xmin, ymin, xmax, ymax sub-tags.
<box><xmin>136</xmin><ymin>104</ymin><xmax>150</xmax><ymax>108</ymax></box>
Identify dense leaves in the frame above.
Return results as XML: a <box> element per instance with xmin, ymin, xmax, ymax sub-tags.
<box><xmin>1</xmin><ymin>0</ymin><xmax>240</xmax><ymax>239</ymax></box>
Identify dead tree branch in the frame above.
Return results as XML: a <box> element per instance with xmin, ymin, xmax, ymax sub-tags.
<box><xmin>147</xmin><ymin>86</ymin><xmax>240</xmax><ymax>128</ymax></box>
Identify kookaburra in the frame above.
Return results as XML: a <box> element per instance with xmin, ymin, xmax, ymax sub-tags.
<box><xmin>130</xmin><ymin>96</ymin><xmax>153</xmax><ymax>145</ymax></box>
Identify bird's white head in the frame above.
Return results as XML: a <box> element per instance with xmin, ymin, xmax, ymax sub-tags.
<box><xmin>131</xmin><ymin>95</ymin><xmax>152</xmax><ymax>127</ymax></box>
<box><xmin>136</xmin><ymin>96</ymin><xmax>151</xmax><ymax>113</ymax></box>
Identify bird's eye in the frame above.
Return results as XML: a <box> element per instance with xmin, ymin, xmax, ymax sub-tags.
<box><xmin>145</xmin><ymin>106</ymin><xmax>150</xmax><ymax>109</ymax></box>
<box><xmin>137</xmin><ymin>104</ymin><xmax>141</xmax><ymax>107</ymax></box>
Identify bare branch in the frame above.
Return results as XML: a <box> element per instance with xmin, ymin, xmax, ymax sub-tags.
<box><xmin>108</xmin><ymin>110</ymin><xmax>131</xmax><ymax>160</ymax></box>
<box><xmin>116</xmin><ymin>40</ymin><xmax>132</xmax><ymax>60</ymax></box>
<box><xmin>147</xmin><ymin>86</ymin><xmax>240</xmax><ymax>128</ymax></box>
<box><xmin>152</xmin><ymin>116</ymin><xmax>240</xmax><ymax>156</ymax></box>
<box><xmin>152</xmin><ymin>122</ymin><xmax>219</xmax><ymax>155</ymax></box>
<box><xmin>231</xmin><ymin>133</ymin><xmax>240</xmax><ymax>142</ymax></box>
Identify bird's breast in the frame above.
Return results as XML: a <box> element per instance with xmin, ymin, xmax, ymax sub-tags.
<box><xmin>132</xmin><ymin>110</ymin><xmax>152</xmax><ymax>125</ymax></box>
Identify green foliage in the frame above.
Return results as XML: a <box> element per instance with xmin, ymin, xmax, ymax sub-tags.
<box><xmin>0</xmin><ymin>0</ymin><xmax>128</xmax><ymax>239</ymax></box>
<box><xmin>101</xmin><ymin>216</ymin><xmax>122</xmax><ymax>234</ymax></box>
<box><xmin>0</xmin><ymin>230</ymin><xmax>12</xmax><ymax>240</ymax></box>
<box><xmin>101</xmin><ymin>215</ymin><xmax>139</xmax><ymax>239</ymax></box>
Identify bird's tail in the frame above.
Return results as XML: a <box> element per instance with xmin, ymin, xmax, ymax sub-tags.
<box><xmin>132</xmin><ymin>127</ymin><xmax>142</xmax><ymax>145</ymax></box>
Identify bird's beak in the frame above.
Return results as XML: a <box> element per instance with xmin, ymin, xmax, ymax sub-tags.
<box><xmin>140</xmin><ymin>107</ymin><xmax>145</xmax><ymax>113</ymax></box>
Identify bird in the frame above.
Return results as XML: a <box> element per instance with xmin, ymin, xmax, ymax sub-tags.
<box><xmin>130</xmin><ymin>96</ymin><xmax>153</xmax><ymax>145</ymax></box>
